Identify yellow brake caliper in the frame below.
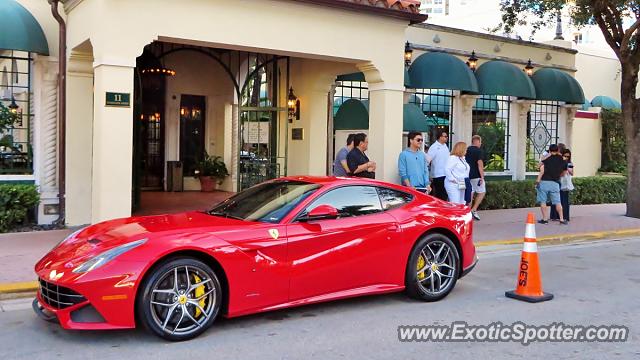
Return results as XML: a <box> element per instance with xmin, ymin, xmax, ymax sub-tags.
<box><xmin>417</xmin><ymin>255</ymin><xmax>426</xmax><ymax>280</ymax></box>
<box><xmin>193</xmin><ymin>274</ymin><xmax>206</xmax><ymax>318</ymax></box>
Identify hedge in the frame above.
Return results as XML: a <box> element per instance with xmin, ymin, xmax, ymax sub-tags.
<box><xmin>479</xmin><ymin>176</ymin><xmax>626</xmax><ymax>210</ymax></box>
<box><xmin>0</xmin><ymin>184</ymin><xmax>40</xmax><ymax>233</ymax></box>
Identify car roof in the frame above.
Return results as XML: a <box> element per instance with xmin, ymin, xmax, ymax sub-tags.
<box><xmin>277</xmin><ymin>175</ymin><xmax>405</xmax><ymax>190</ymax></box>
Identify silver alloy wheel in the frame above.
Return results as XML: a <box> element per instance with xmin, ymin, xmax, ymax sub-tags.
<box><xmin>149</xmin><ymin>266</ymin><xmax>217</xmax><ymax>336</ymax></box>
<box><xmin>416</xmin><ymin>240</ymin><xmax>456</xmax><ymax>295</ymax></box>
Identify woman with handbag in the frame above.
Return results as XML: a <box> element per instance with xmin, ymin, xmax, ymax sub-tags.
<box><xmin>445</xmin><ymin>142</ymin><xmax>470</xmax><ymax>205</ymax></box>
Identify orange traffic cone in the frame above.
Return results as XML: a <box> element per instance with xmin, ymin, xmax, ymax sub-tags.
<box><xmin>505</xmin><ymin>212</ymin><xmax>554</xmax><ymax>303</ymax></box>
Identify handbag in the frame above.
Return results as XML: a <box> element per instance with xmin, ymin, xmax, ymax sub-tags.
<box><xmin>457</xmin><ymin>180</ymin><xmax>466</xmax><ymax>190</ymax></box>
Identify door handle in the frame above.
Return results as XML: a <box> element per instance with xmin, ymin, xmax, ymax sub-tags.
<box><xmin>386</xmin><ymin>224</ymin><xmax>400</xmax><ymax>232</ymax></box>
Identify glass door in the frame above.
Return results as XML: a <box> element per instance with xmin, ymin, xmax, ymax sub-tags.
<box><xmin>179</xmin><ymin>95</ymin><xmax>206</xmax><ymax>176</ymax></box>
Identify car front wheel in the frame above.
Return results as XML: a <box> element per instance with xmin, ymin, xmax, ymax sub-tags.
<box><xmin>137</xmin><ymin>257</ymin><xmax>222</xmax><ymax>341</ymax></box>
<box><xmin>405</xmin><ymin>233</ymin><xmax>460</xmax><ymax>302</ymax></box>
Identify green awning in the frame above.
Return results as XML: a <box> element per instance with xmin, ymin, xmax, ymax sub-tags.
<box><xmin>337</xmin><ymin>70</ymin><xmax>413</xmax><ymax>88</ymax></box>
<box><xmin>408</xmin><ymin>52</ymin><xmax>479</xmax><ymax>92</ymax></box>
<box><xmin>473</xmin><ymin>95</ymin><xmax>499</xmax><ymax>112</ymax></box>
<box><xmin>334</xmin><ymin>99</ymin><xmax>369</xmax><ymax>130</ymax></box>
<box><xmin>403</xmin><ymin>68</ymin><xmax>413</xmax><ymax>88</ymax></box>
<box><xmin>336</xmin><ymin>72</ymin><xmax>366</xmax><ymax>82</ymax></box>
<box><xmin>591</xmin><ymin>95</ymin><xmax>621</xmax><ymax>110</ymax></box>
<box><xmin>531</xmin><ymin>68</ymin><xmax>585</xmax><ymax>104</ymax></box>
<box><xmin>403</xmin><ymin>103</ymin><xmax>427</xmax><ymax>132</ymax></box>
<box><xmin>0</xmin><ymin>1</ymin><xmax>49</xmax><ymax>55</ymax></box>
<box><xmin>475</xmin><ymin>60</ymin><xmax>536</xmax><ymax>99</ymax></box>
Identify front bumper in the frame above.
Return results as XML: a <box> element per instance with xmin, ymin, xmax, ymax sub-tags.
<box><xmin>33</xmin><ymin>278</ymin><xmax>133</xmax><ymax>330</ymax></box>
<box><xmin>460</xmin><ymin>255</ymin><xmax>478</xmax><ymax>278</ymax></box>
<box><xmin>32</xmin><ymin>263</ymin><xmax>143</xmax><ymax>330</ymax></box>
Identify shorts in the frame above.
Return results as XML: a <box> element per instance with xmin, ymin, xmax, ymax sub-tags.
<box><xmin>470</xmin><ymin>178</ymin><xmax>486</xmax><ymax>193</ymax></box>
<box><xmin>536</xmin><ymin>180</ymin><xmax>561</xmax><ymax>205</ymax></box>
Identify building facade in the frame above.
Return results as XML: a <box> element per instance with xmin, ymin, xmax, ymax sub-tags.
<box><xmin>0</xmin><ymin>0</ymin><xmax>625</xmax><ymax>227</ymax></box>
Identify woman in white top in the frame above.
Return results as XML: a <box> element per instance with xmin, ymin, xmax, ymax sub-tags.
<box><xmin>445</xmin><ymin>141</ymin><xmax>470</xmax><ymax>205</ymax></box>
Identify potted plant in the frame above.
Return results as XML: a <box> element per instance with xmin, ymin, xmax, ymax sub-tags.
<box><xmin>194</xmin><ymin>153</ymin><xmax>229</xmax><ymax>192</ymax></box>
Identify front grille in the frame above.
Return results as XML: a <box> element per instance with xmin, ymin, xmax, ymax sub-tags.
<box><xmin>38</xmin><ymin>278</ymin><xmax>86</xmax><ymax>309</ymax></box>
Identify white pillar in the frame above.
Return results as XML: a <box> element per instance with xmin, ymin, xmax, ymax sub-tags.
<box><xmin>453</xmin><ymin>94</ymin><xmax>477</xmax><ymax>144</ymax></box>
<box><xmin>513</xmin><ymin>100</ymin><xmax>533</xmax><ymax>180</ymax></box>
<box><xmin>33</xmin><ymin>58</ymin><xmax>59</xmax><ymax>224</ymax></box>
<box><xmin>91</xmin><ymin>64</ymin><xmax>134</xmax><ymax>223</ymax></box>
<box><xmin>66</xmin><ymin>51</ymin><xmax>94</xmax><ymax>225</ymax></box>
<box><xmin>507</xmin><ymin>97</ymin><xmax>519</xmax><ymax>179</ymax></box>
<box><xmin>230</xmin><ymin>103</ymin><xmax>239</xmax><ymax>192</ymax></box>
<box><xmin>562</xmin><ymin>105</ymin><xmax>578</xmax><ymax>149</ymax></box>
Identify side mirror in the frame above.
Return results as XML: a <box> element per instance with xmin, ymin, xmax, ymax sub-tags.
<box><xmin>300</xmin><ymin>205</ymin><xmax>339</xmax><ymax>222</ymax></box>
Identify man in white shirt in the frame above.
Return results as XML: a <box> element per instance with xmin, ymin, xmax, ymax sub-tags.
<box><xmin>426</xmin><ymin>129</ymin><xmax>450</xmax><ymax>201</ymax></box>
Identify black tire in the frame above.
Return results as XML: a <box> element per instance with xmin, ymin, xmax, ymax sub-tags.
<box><xmin>137</xmin><ymin>257</ymin><xmax>222</xmax><ymax>341</ymax></box>
<box><xmin>405</xmin><ymin>233</ymin><xmax>460</xmax><ymax>302</ymax></box>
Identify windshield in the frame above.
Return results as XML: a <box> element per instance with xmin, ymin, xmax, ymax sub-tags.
<box><xmin>208</xmin><ymin>180</ymin><xmax>321</xmax><ymax>223</ymax></box>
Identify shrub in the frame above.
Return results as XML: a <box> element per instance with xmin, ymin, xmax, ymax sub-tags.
<box><xmin>599</xmin><ymin>109</ymin><xmax>626</xmax><ymax>173</ymax></box>
<box><xmin>479</xmin><ymin>176</ymin><xmax>626</xmax><ymax>210</ymax></box>
<box><xmin>0</xmin><ymin>184</ymin><xmax>40</xmax><ymax>233</ymax></box>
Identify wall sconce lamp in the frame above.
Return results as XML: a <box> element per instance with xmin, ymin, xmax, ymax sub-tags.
<box><xmin>8</xmin><ymin>97</ymin><xmax>19</xmax><ymax>114</ymax></box>
<box><xmin>404</xmin><ymin>41</ymin><xmax>413</xmax><ymax>67</ymax></box>
<box><xmin>466</xmin><ymin>51</ymin><xmax>478</xmax><ymax>71</ymax></box>
<box><xmin>287</xmin><ymin>87</ymin><xmax>300</xmax><ymax>121</ymax></box>
<box><xmin>524</xmin><ymin>59</ymin><xmax>534</xmax><ymax>76</ymax></box>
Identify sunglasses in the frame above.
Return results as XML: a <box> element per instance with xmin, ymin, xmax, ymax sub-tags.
<box><xmin>414</xmin><ymin>138</ymin><xmax>424</xmax><ymax>142</ymax></box>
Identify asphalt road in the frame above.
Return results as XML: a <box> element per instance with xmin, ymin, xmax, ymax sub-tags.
<box><xmin>1</xmin><ymin>237</ymin><xmax>639</xmax><ymax>359</ymax></box>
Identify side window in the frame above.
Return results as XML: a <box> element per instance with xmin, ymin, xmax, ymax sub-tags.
<box><xmin>377</xmin><ymin>187</ymin><xmax>414</xmax><ymax>211</ymax></box>
<box><xmin>305</xmin><ymin>186</ymin><xmax>382</xmax><ymax>218</ymax></box>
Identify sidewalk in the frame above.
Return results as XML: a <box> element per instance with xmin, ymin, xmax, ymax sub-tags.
<box><xmin>1</xmin><ymin>203</ymin><xmax>639</xmax><ymax>286</ymax></box>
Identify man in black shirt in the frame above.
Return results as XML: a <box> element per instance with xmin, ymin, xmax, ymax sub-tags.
<box><xmin>347</xmin><ymin>133</ymin><xmax>376</xmax><ymax>179</ymax></box>
<box><xmin>535</xmin><ymin>144</ymin><xmax>568</xmax><ymax>225</ymax></box>
<box><xmin>465</xmin><ymin>135</ymin><xmax>486</xmax><ymax>220</ymax></box>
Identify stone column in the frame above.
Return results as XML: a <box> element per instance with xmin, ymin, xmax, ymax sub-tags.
<box><xmin>33</xmin><ymin>58</ymin><xmax>60</xmax><ymax>224</ymax></box>
<box><xmin>453</xmin><ymin>94</ymin><xmax>477</xmax><ymax>144</ymax></box>
<box><xmin>360</xmin><ymin>61</ymin><xmax>404</xmax><ymax>183</ymax></box>
<box><xmin>230</xmin><ymin>103</ymin><xmax>239</xmax><ymax>192</ymax></box>
<box><xmin>66</xmin><ymin>51</ymin><xmax>94</xmax><ymax>225</ymax></box>
<box><xmin>562</xmin><ymin>105</ymin><xmax>578</xmax><ymax>150</ymax></box>
<box><xmin>513</xmin><ymin>100</ymin><xmax>533</xmax><ymax>180</ymax></box>
<box><xmin>91</xmin><ymin>64</ymin><xmax>134</xmax><ymax>223</ymax></box>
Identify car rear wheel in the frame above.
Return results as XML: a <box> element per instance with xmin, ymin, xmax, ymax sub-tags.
<box><xmin>137</xmin><ymin>257</ymin><xmax>222</xmax><ymax>341</ymax></box>
<box><xmin>405</xmin><ymin>233</ymin><xmax>460</xmax><ymax>302</ymax></box>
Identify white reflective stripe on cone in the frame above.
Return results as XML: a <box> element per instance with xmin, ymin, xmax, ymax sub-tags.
<box><xmin>523</xmin><ymin>242</ymin><xmax>538</xmax><ymax>253</ymax></box>
<box><xmin>525</xmin><ymin>223</ymin><xmax>536</xmax><ymax>239</ymax></box>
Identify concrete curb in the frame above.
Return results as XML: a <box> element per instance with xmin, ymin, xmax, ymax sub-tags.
<box><xmin>1</xmin><ymin>228</ymin><xmax>638</xmax><ymax>297</ymax></box>
<box><xmin>0</xmin><ymin>281</ymin><xmax>38</xmax><ymax>295</ymax></box>
<box><xmin>475</xmin><ymin>227</ymin><xmax>640</xmax><ymax>247</ymax></box>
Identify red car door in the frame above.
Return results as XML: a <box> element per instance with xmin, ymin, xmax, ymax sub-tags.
<box><xmin>286</xmin><ymin>185</ymin><xmax>404</xmax><ymax>301</ymax></box>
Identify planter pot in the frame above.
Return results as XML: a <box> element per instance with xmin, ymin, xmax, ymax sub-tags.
<box><xmin>198</xmin><ymin>176</ymin><xmax>217</xmax><ymax>192</ymax></box>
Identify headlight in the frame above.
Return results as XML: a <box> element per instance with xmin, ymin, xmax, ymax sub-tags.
<box><xmin>72</xmin><ymin>239</ymin><xmax>147</xmax><ymax>273</ymax></box>
<box><xmin>52</xmin><ymin>227</ymin><xmax>86</xmax><ymax>251</ymax></box>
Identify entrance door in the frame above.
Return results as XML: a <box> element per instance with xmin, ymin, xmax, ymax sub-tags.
<box><xmin>239</xmin><ymin>109</ymin><xmax>283</xmax><ymax>190</ymax></box>
<box><xmin>179</xmin><ymin>95</ymin><xmax>206</xmax><ymax>176</ymax></box>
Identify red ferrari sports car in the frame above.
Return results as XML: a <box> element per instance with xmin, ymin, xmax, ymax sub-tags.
<box><xmin>33</xmin><ymin>176</ymin><xmax>477</xmax><ymax>341</ymax></box>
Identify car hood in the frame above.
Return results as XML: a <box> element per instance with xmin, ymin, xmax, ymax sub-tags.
<box><xmin>37</xmin><ymin>211</ymin><xmax>244</xmax><ymax>271</ymax></box>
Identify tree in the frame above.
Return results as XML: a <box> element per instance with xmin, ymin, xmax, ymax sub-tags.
<box><xmin>499</xmin><ymin>0</ymin><xmax>640</xmax><ymax>218</ymax></box>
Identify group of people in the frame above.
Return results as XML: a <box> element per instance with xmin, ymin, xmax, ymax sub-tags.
<box><xmin>332</xmin><ymin>130</ymin><xmax>574</xmax><ymax>224</ymax></box>
<box><xmin>333</xmin><ymin>130</ymin><xmax>487</xmax><ymax>221</ymax></box>
<box><xmin>536</xmin><ymin>143</ymin><xmax>574</xmax><ymax>225</ymax></box>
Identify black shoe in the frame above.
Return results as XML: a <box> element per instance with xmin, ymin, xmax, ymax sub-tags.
<box><xmin>559</xmin><ymin>220</ymin><xmax>569</xmax><ymax>225</ymax></box>
<box><xmin>537</xmin><ymin>219</ymin><xmax>549</xmax><ymax>224</ymax></box>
